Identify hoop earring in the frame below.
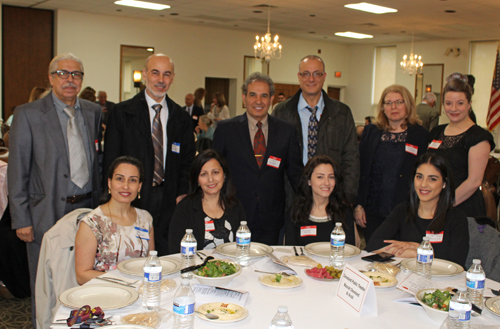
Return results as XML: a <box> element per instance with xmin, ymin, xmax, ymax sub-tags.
<box><xmin>138</xmin><ymin>191</ymin><xmax>141</xmax><ymax>199</ymax></box>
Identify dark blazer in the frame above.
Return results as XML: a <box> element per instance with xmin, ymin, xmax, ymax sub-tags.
<box><xmin>8</xmin><ymin>93</ymin><xmax>101</xmax><ymax>243</ymax></box>
<box><xmin>183</xmin><ymin>105</ymin><xmax>205</xmax><ymax>130</ymax></box>
<box><xmin>212</xmin><ymin>114</ymin><xmax>303</xmax><ymax>232</ymax></box>
<box><xmin>357</xmin><ymin>123</ymin><xmax>429</xmax><ymax>208</ymax></box>
<box><xmin>167</xmin><ymin>193</ymin><xmax>246</xmax><ymax>254</ymax></box>
<box><xmin>103</xmin><ymin>90</ymin><xmax>195</xmax><ymax>253</ymax></box>
<box><xmin>95</xmin><ymin>100</ymin><xmax>115</xmax><ymax>125</ymax></box>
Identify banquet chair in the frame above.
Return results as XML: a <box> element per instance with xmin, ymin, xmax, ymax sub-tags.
<box><xmin>35</xmin><ymin>208</ymin><xmax>92</xmax><ymax>329</ymax></box>
<box><xmin>465</xmin><ymin>217</ymin><xmax>500</xmax><ymax>282</ymax></box>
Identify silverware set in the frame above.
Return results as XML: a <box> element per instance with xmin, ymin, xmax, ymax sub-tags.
<box><xmin>95</xmin><ymin>277</ymin><xmax>138</xmax><ymax>286</ymax></box>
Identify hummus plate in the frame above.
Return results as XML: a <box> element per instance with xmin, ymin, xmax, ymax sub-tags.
<box><xmin>362</xmin><ymin>271</ymin><xmax>398</xmax><ymax>288</ymax></box>
<box><xmin>196</xmin><ymin>302</ymin><xmax>248</xmax><ymax>323</ymax></box>
<box><xmin>258</xmin><ymin>274</ymin><xmax>303</xmax><ymax>289</ymax></box>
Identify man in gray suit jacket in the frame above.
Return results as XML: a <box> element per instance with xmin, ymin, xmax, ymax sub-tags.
<box><xmin>8</xmin><ymin>53</ymin><xmax>101</xmax><ymax>325</ymax></box>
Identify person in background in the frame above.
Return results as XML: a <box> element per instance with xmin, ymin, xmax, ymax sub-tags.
<box><xmin>75</xmin><ymin>156</ymin><xmax>153</xmax><ymax>284</ymax></box>
<box><xmin>427</xmin><ymin>73</ymin><xmax>495</xmax><ymax>218</ymax></box>
<box><xmin>416</xmin><ymin>92</ymin><xmax>439</xmax><ymax>131</ymax></box>
<box><xmin>168</xmin><ymin>150</ymin><xmax>245</xmax><ymax>252</ymax></box>
<box><xmin>194</xmin><ymin>87</ymin><xmax>206</xmax><ymax>112</ymax></box>
<box><xmin>366</xmin><ymin>153</ymin><xmax>469</xmax><ymax>268</ymax></box>
<box><xmin>364</xmin><ymin>116</ymin><xmax>374</xmax><ymax>125</ymax></box>
<box><xmin>466</xmin><ymin>74</ymin><xmax>477</xmax><ymax>123</ymax></box>
<box><xmin>207</xmin><ymin>92</ymin><xmax>230</xmax><ymax>128</ymax></box>
<box><xmin>79</xmin><ymin>89</ymin><xmax>96</xmax><ymax>102</ymax></box>
<box><xmin>356</xmin><ymin>125</ymin><xmax>364</xmax><ymax>143</ymax></box>
<box><xmin>96</xmin><ymin>91</ymin><xmax>115</xmax><ymax>127</ymax></box>
<box><xmin>356</xmin><ymin>85</ymin><xmax>428</xmax><ymax>243</ymax></box>
<box><xmin>195</xmin><ymin>115</ymin><xmax>215</xmax><ymax>141</ymax></box>
<box><xmin>272</xmin><ymin>92</ymin><xmax>286</xmax><ymax>112</ymax></box>
<box><xmin>183</xmin><ymin>93</ymin><xmax>204</xmax><ymax>131</ymax></box>
<box><xmin>285</xmin><ymin>155</ymin><xmax>355</xmax><ymax>246</ymax></box>
<box><xmin>5</xmin><ymin>87</ymin><xmax>47</xmax><ymax>126</ymax></box>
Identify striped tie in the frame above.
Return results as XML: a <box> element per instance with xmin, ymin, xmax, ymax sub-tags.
<box><xmin>152</xmin><ymin>104</ymin><xmax>164</xmax><ymax>186</ymax></box>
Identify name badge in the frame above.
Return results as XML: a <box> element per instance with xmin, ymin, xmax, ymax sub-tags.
<box><xmin>405</xmin><ymin>143</ymin><xmax>418</xmax><ymax>155</ymax></box>
<box><xmin>426</xmin><ymin>231</ymin><xmax>444</xmax><ymax>243</ymax></box>
<box><xmin>300</xmin><ymin>225</ymin><xmax>317</xmax><ymax>237</ymax></box>
<box><xmin>267</xmin><ymin>156</ymin><xmax>281</xmax><ymax>168</ymax></box>
<box><xmin>205</xmin><ymin>220</ymin><xmax>215</xmax><ymax>231</ymax></box>
<box><xmin>428</xmin><ymin>140</ymin><xmax>442</xmax><ymax>149</ymax></box>
<box><xmin>172</xmin><ymin>142</ymin><xmax>180</xmax><ymax>154</ymax></box>
<box><xmin>192</xmin><ymin>115</ymin><xmax>198</xmax><ymax>120</ymax></box>
<box><xmin>135</xmin><ymin>226</ymin><xmax>149</xmax><ymax>240</ymax></box>
<box><xmin>95</xmin><ymin>139</ymin><xmax>99</xmax><ymax>152</ymax></box>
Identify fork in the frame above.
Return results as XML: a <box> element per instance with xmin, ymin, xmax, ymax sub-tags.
<box><xmin>254</xmin><ymin>270</ymin><xmax>291</xmax><ymax>277</ymax></box>
<box><xmin>299</xmin><ymin>247</ymin><xmax>305</xmax><ymax>256</ymax></box>
<box><xmin>96</xmin><ymin>277</ymin><xmax>138</xmax><ymax>286</ymax></box>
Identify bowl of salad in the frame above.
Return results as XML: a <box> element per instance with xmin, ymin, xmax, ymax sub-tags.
<box><xmin>193</xmin><ymin>259</ymin><xmax>242</xmax><ymax>287</ymax></box>
<box><xmin>415</xmin><ymin>288</ymin><xmax>452</xmax><ymax>323</ymax></box>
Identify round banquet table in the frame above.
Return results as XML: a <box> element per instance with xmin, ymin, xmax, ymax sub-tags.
<box><xmin>51</xmin><ymin>246</ymin><xmax>500</xmax><ymax>328</ymax></box>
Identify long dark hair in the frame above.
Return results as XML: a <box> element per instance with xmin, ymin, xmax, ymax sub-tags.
<box><xmin>100</xmin><ymin>156</ymin><xmax>145</xmax><ymax>204</ymax></box>
<box><xmin>407</xmin><ymin>153</ymin><xmax>455</xmax><ymax>232</ymax></box>
<box><xmin>291</xmin><ymin>155</ymin><xmax>351</xmax><ymax>226</ymax></box>
<box><xmin>188</xmin><ymin>149</ymin><xmax>237</xmax><ymax>209</ymax></box>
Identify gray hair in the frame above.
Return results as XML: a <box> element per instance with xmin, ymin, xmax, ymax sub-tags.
<box><xmin>144</xmin><ymin>53</ymin><xmax>175</xmax><ymax>72</ymax></box>
<box><xmin>48</xmin><ymin>53</ymin><xmax>84</xmax><ymax>74</ymax></box>
<box><xmin>299</xmin><ymin>55</ymin><xmax>325</xmax><ymax>72</ymax></box>
<box><xmin>241</xmin><ymin>72</ymin><xmax>275</xmax><ymax>97</ymax></box>
<box><xmin>199</xmin><ymin>115</ymin><xmax>213</xmax><ymax>126</ymax></box>
<box><xmin>422</xmin><ymin>92</ymin><xmax>437</xmax><ymax>103</ymax></box>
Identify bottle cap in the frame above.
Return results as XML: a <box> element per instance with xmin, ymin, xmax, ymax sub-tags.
<box><xmin>277</xmin><ymin>305</ymin><xmax>288</xmax><ymax>313</ymax></box>
<box><xmin>423</xmin><ymin>237</ymin><xmax>430</xmax><ymax>241</ymax></box>
<box><xmin>458</xmin><ymin>287</ymin><xmax>466</xmax><ymax>292</ymax></box>
<box><xmin>186</xmin><ymin>229</ymin><xmax>193</xmax><ymax>234</ymax></box>
<box><xmin>335</xmin><ymin>222</ymin><xmax>342</xmax><ymax>227</ymax></box>
<box><xmin>473</xmin><ymin>259</ymin><xmax>481</xmax><ymax>264</ymax></box>
<box><xmin>181</xmin><ymin>279</ymin><xmax>190</xmax><ymax>285</ymax></box>
<box><xmin>240</xmin><ymin>221</ymin><xmax>247</xmax><ymax>225</ymax></box>
<box><xmin>149</xmin><ymin>250</ymin><xmax>157</xmax><ymax>256</ymax></box>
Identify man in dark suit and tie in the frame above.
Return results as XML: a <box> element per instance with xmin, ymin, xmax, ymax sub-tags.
<box><xmin>183</xmin><ymin>93</ymin><xmax>204</xmax><ymax>131</ymax></box>
<box><xmin>8</xmin><ymin>53</ymin><xmax>101</xmax><ymax>325</ymax></box>
<box><xmin>213</xmin><ymin>73</ymin><xmax>303</xmax><ymax>245</ymax></box>
<box><xmin>104</xmin><ymin>54</ymin><xmax>195</xmax><ymax>255</ymax></box>
<box><xmin>96</xmin><ymin>90</ymin><xmax>115</xmax><ymax>126</ymax></box>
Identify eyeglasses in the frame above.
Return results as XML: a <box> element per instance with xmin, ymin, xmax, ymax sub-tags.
<box><xmin>384</xmin><ymin>100</ymin><xmax>405</xmax><ymax>107</ymax></box>
<box><xmin>299</xmin><ymin>71</ymin><xmax>325</xmax><ymax>79</ymax></box>
<box><xmin>50</xmin><ymin>70</ymin><xmax>84</xmax><ymax>80</ymax></box>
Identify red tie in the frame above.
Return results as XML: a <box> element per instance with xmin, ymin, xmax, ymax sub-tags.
<box><xmin>254</xmin><ymin>121</ymin><xmax>266</xmax><ymax>167</ymax></box>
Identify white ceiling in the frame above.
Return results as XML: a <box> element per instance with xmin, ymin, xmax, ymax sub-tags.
<box><xmin>4</xmin><ymin>0</ymin><xmax>500</xmax><ymax>45</ymax></box>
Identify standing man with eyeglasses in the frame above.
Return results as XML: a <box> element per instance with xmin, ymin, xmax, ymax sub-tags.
<box><xmin>8</xmin><ymin>53</ymin><xmax>101</xmax><ymax>326</ymax></box>
<box><xmin>273</xmin><ymin>55</ymin><xmax>359</xmax><ymax>206</ymax></box>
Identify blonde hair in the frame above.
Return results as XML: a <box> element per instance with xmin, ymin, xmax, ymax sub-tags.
<box><xmin>376</xmin><ymin>84</ymin><xmax>421</xmax><ymax>131</ymax></box>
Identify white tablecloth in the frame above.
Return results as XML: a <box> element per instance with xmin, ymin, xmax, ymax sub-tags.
<box><xmin>52</xmin><ymin>247</ymin><xmax>500</xmax><ymax>328</ymax></box>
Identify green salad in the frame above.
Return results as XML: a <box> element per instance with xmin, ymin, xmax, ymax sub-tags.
<box><xmin>196</xmin><ymin>260</ymin><xmax>237</xmax><ymax>277</ymax></box>
<box><xmin>422</xmin><ymin>289</ymin><xmax>451</xmax><ymax>311</ymax></box>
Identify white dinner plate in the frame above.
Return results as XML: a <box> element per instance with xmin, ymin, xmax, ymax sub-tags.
<box><xmin>103</xmin><ymin>326</ymin><xmax>152</xmax><ymax>329</ymax></box>
<box><xmin>59</xmin><ymin>284</ymin><xmax>139</xmax><ymax>310</ymax></box>
<box><xmin>196</xmin><ymin>302</ymin><xmax>249</xmax><ymax>323</ymax></box>
<box><xmin>362</xmin><ymin>271</ymin><xmax>398</xmax><ymax>288</ymax></box>
<box><xmin>258</xmin><ymin>274</ymin><xmax>303</xmax><ymax>289</ymax></box>
<box><xmin>304</xmin><ymin>268</ymin><xmax>341</xmax><ymax>282</ymax></box>
<box><xmin>304</xmin><ymin>242</ymin><xmax>361</xmax><ymax>258</ymax></box>
<box><xmin>400</xmin><ymin>258</ymin><xmax>464</xmax><ymax>277</ymax></box>
<box><xmin>215</xmin><ymin>242</ymin><xmax>273</xmax><ymax>258</ymax></box>
<box><xmin>485</xmin><ymin>296</ymin><xmax>500</xmax><ymax>317</ymax></box>
<box><xmin>117</xmin><ymin>256</ymin><xmax>181</xmax><ymax>277</ymax></box>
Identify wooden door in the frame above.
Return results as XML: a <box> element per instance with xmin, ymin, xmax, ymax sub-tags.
<box><xmin>205</xmin><ymin>77</ymin><xmax>230</xmax><ymax>111</ymax></box>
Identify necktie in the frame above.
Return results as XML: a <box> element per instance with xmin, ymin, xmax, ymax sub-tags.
<box><xmin>63</xmin><ymin>106</ymin><xmax>89</xmax><ymax>189</ymax></box>
<box><xmin>254</xmin><ymin>121</ymin><xmax>266</xmax><ymax>167</ymax></box>
<box><xmin>307</xmin><ymin>106</ymin><xmax>319</xmax><ymax>159</ymax></box>
<box><xmin>152</xmin><ymin>104</ymin><xmax>164</xmax><ymax>185</ymax></box>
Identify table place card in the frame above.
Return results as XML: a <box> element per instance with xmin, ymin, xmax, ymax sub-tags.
<box><xmin>193</xmin><ymin>284</ymin><xmax>249</xmax><ymax>306</ymax></box>
<box><xmin>336</xmin><ymin>264</ymin><xmax>377</xmax><ymax>316</ymax></box>
<box><xmin>396</xmin><ymin>272</ymin><xmax>441</xmax><ymax>295</ymax></box>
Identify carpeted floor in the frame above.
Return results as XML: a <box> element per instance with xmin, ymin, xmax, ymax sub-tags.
<box><xmin>0</xmin><ymin>287</ymin><xmax>32</xmax><ymax>329</ymax></box>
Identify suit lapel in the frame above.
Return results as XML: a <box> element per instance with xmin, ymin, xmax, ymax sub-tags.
<box><xmin>39</xmin><ymin>94</ymin><xmax>69</xmax><ymax>166</ymax></box>
<box><xmin>264</xmin><ymin>116</ymin><xmax>278</xmax><ymax>167</ymax></box>
<box><xmin>236</xmin><ymin>114</ymin><xmax>260</xmax><ymax>170</ymax></box>
<box><xmin>80</xmin><ymin>100</ymin><xmax>96</xmax><ymax>164</ymax></box>
<box><xmin>127</xmin><ymin>91</ymin><xmax>153</xmax><ymax>145</ymax></box>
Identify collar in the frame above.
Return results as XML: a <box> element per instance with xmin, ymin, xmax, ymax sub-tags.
<box><xmin>52</xmin><ymin>91</ymin><xmax>81</xmax><ymax>112</ymax></box>
<box><xmin>246</xmin><ymin>112</ymin><xmax>268</xmax><ymax>127</ymax></box>
<box><xmin>298</xmin><ymin>92</ymin><xmax>324</xmax><ymax>112</ymax></box>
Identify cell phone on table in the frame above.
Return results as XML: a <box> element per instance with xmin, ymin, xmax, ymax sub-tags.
<box><xmin>361</xmin><ymin>252</ymin><xmax>395</xmax><ymax>263</ymax></box>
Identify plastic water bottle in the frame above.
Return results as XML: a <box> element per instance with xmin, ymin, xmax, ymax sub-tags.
<box><xmin>330</xmin><ymin>222</ymin><xmax>345</xmax><ymax>269</ymax></box>
<box><xmin>440</xmin><ymin>310</ymin><xmax>460</xmax><ymax>329</ymax></box>
<box><xmin>466</xmin><ymin>259</ymin><xmax>485</xmax><ymax>314</ymax></box>
<box><xmin>173</xmin><ymin>279</ymin><xmax>195</xmax><ymax>329</ymax></box>
<box><xmin>236</xmin><ymin>221</ymin><xmax>251</xmax><ymax>267</ymax></box>
<box><xmin>142</xmin><ymin>250</ymin><xmax>162</xmax><ymax>310</ymax></box>
<box><xmin>180</xmin><ymin>229</ymin><xmax>197</xmax><ymax>279</ymax></box>
<box><xmin>416</xmin><ymin>236</ymin><xmax>433</xmax><ymax>279</ymax></box>
<box><xmin>449</xmin><ymin>287</ymin><xmax>472</xmax><ymax>328</ymax></box>
<box><xmin>269</xmin><ymin>305</ymin><xmax>294</xmax><ymax>329</ymax></box>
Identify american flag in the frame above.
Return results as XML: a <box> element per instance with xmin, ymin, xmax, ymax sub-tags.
<box><xmin>487</xmin><ymin>45</ymin><xmax>500</xmax><ymax>131</ymax></box>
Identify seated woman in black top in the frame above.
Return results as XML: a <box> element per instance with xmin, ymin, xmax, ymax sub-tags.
<box><xmin>285</xmin><ymin>155</ymin><xmax>355</xmax><ymax>246</ymax></box>
<box><xmin>168</xmin><ymin>149</ymin><xmax>246</xmax><ymax>254</ymax></box>
<box><xmin>366</xmin><ymin>153</ymin><xmax>469</xmax><ymax>267</ymax></box>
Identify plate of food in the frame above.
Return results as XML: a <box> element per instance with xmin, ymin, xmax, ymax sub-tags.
<box><xmin>215</xmin><ymin>242</ymin><xmax>273</xmax><ymax>259</ymax></box>
<box><xmin>415</xmin><ymin>288</ymin><xmax>452</xmax><ymax>323</ymax></box>
<box><xmin>304</xmin><ymin>265</ymin><xmax>342</xmax><ymax>281</ymax></box>
<box><xmin>304</xmin><ymin>242</ymin><xmax>360</xmax><ymax>258</ymax></box>
<box><xmin>117</xmin><ymin>256</ymin><xmax>181</xmax><ymax>277</ymax></box>
<box><xmin>193</xmin><ymin>259</ymin><xmax>241</xmax><ymax>287</ymax></box>
<box><xmin>280</xmin><ymin>255</ymin><xmax>319</xmax><ymax>267</ymax></box>
<box><xmin>362</xmin><ymin>271</ymin><xmax>398</xmax><ymax>288</ymax></box>
<box><xmin>258</xmin><ymin>273</ymin><xmax>303</xmax><ymax>289</ymax></box>
<box><xmin>400</xmin><ymin>258</ymin><xmax>464</xmax><ymax>277</ymax></box>
<box><xmin>196</xmin><ymin>302</ymin><xmax>248</xmax><ymax>323</ymax></box>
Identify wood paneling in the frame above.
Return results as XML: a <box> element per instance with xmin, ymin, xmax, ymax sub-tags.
<box><xmin>327</xmin><ymin>87</ymin><xmax>340</xmax><ymax>101</ymax></box>
<box><xmin>273</xmin><ymin>83</ymin><xmax>300</xmax><ymax>105</ymax></box>
<box><xmin>205</xmin><ymin>77</ymin><xmax>230</xmax><ymax>108</ymax></box>
<box><xmin>2</xmin><ymin>5</ymin><xmax>53</xmax><ymax>120</ymax></box>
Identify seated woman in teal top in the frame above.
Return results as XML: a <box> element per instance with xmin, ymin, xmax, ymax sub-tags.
<box><xmin>195</xmin><ymin>115</ymin><xmax>215</xmax><ymax>141</ymax></box>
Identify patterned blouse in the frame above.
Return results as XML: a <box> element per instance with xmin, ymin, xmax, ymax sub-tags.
<box><xmin>81</xmin><ymin>206</ymin><xmax>153</xmax><ymax>271</ymax></box>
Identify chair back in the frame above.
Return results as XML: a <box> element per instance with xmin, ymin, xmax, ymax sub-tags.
<box><xmin>465</xmin><ymin>217</ymin><xmax>500</xmax><ymax>282</ymax></box>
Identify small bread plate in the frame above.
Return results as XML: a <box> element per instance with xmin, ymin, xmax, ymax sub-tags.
<box><xmin>304</xmin><ymin>268</ymin><xmax>341</xmax><ymax>282</ymax></box>
<box><xmin>400</xmin><ymin>258</ymin><xmax>463</xmax><ymax>277</ymax></box>
<box><xmin>361</xmin><ymin>271</ymin><xmax>398</xmax><ymax>288</ymax></box>
<box><xmin>117</xmin><ymin>256</ymin><xmax>181</xmax><ymax>277</ymax></box>
<box><xmin>304</xmin><ymin>242</ymin><xmax>361</xmax><ymax>259</ymax></box>
<box><xmin>258</xmin><ymin>274</ymin><xmax>303</xmax><ymax>289</ymax></box>
<box><xmin>485</xmin><ymin>296</ymin><xmax>500</xmax><ymax>317</ymax></box>
<box><xmin>196</xmin><ymin>302</ymin><xmax>249</xmax><ymax>323</ymax></box>
<box><xmin>215</xmin><ymin>242</ymin><xmax>273</xmax><ymax>259</ymax></box>
<box><xmin>59</xmin><ymin>284</ymin><xmax>139</xmax><ymax>310</ymax></box>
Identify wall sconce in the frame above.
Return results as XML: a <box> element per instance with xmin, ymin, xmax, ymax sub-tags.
<box><xmin>425</xmin><ymin>85</ymin><xmax>432</xmax><ymax>92</ymax></box>
<box><xmin>133</xmin><ymin>70</ymin><xmax>142</xmax><ymax>88</ymax></box>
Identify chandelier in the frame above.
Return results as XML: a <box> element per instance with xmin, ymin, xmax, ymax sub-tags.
<box><xmin>400</xmin><ymin>32</ymin><xmax>423</xmax><ymax>76</ymax></box>
<box><xmin>254</xmin><ymin>4</ymin><xmax>282</xmax><ymax>63</ymax></box>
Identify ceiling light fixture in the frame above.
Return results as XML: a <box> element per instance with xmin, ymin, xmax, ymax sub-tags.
<box><xmin>114</xmin><ymin>0</ymin><xmax>170</xmax><ymax>10</ymax></box>
<box><xmin>254</xmin><ymin>2</ymin><xmax>282</xmax><ymax>63</ymax></box>
<box><xmin>344</xmin><ymin>2</ymin><xmax>397</xmax><ymax>14</ymax></box>
<box><xmin>400</xmin><ymin>31</ymin><xmax>423</xmax><ymax>76</ymax></box>
<box><xmin>335</xmin><ymin>31</ymin><xmax>373</xmax><ymax>39</ymax></box>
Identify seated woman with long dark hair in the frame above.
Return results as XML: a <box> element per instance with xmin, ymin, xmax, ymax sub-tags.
<box><xmin>366</xmin><ymin>153</ymin><xmax>469</xmax><ymax>267</ymax></box>
<box><xmin>285</xmin><ymin>155</ymin><xmax>355</xmax><ymax>246</ymax></box>
<box><xmin>168</xmin><ymin>149</ymin><xmax>246</xmax><ymax>253</ymax></box>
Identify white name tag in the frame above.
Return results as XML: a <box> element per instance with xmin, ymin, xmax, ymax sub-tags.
<box><xmin>172</xmin><ymin>142</ymin><xmax>180</xmax><ymax>154</ymax></box>
<box><xmin>428</xmin><ymin>140</ymin><xmax>442</xmax><ymax>149</ymax></box>
<box><xmin>192</xmin><ymin>115</ymin><xmax>198</xmax><ymax>120</ymax></box>
<box><xmin>426</xmin><ymin>231</ymin><xmax>444</xmax><ymax>243</ymax></box>
<box><xmin>405</xmin><ymin>143</ymin><xmax>418</xmax><ymax>155</ymax></box>
<box><xmin>300</xmin><ymin>225</ymin><xmax>317</xmax><ymax>237</ymax></box>
<box><xmin>135</xmin><ymin>226</ymin><xmax>149</xmax><ymax>240</ymax></box>
<box><xmin>95</xmin><ymin>139</ymin><xmax>99</xmax><ymax>152</ymax></box>
<box><xmin>205</xmin><ymin>220</ymin><xmax>215</xmax><ymax>232</ymax></box>
<box><xmin>267</xmin><ymin>156</ymin><xmax>281</xmax><ymax>168</ymax></box>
